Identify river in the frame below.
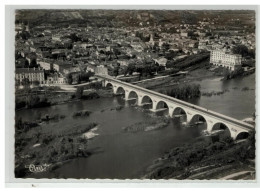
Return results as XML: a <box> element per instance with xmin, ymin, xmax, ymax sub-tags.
<box><xmin>187</xmin><ymin>73</ymin><xmax>255</xmax><ymax>120</ymax></box>
<box><xmin>17</xmin><ymin>73</ymin><xmax>255</xmax><ymax>179</ymax></box>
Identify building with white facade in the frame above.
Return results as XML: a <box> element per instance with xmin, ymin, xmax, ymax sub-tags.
<box><xmin>95</xmin><ymin>65</ymin><xmax>108</xmax><ymax>75</ymax></box>
<box><xmin>15</xmin><ymin>68</ymin><xmax>45</xmax><ymax>84</ymax></box>
<box><xmin>37</xmin><ymin>58</ymin><xmax>53</xmax><ymax>70</ymax></box>
<box><xmin>210</xmin><ymin>50</ymin><xmax>242</xmax><ymax>71</ymax></box>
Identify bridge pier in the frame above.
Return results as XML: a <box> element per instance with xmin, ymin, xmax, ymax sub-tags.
<box><xmin>137</xmin><ymin>97</ymin><xmax>142</xmax><ymax>106</ymax></box>
<box><xmin>112</xmin><ymin>86</ymin><xmax>117</xmax><ymax>95</ymax></box>
<box><xmin>124</xmin><ymin>91</ymin><xmax>130</xmax><ymax>100</ymax></box>
<box><xmin>101</xmin><ymin>80</ymin><xmax>106</xmax><ymax>87</ymax></box>
<box><xmin>150</xmin><ymin>100</ymin><xmax>158</xmax><ymax>112</ymax></box>
<box><xmin>186</xmin><ymin>113</ymin><xmax>193</xmax><ymax>124</ymax></box>
<box><xmin>168</xmin><ymin>108</ymin><xmax>174</xmax><ymax>118</ymax></box>
<box><xmin>207</xmin><ymin>123</ymin><xmax>214</xmax><ymax>132</ymax></box>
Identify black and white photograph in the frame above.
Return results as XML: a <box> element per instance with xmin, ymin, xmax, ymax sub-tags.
<box><xmin>8</xmin><ymin>5</ymin><xmax>257</xmax><ymax>181</ymax></box>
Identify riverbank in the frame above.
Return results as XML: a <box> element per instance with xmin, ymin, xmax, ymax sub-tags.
<box><xmin>15</xmin><ymin>86</ymin><xmax>113</xmax><ymax>111</ymax></box>
<box><xmin>135</xmin><ymin>61</ymin><xmax>255</xmax><ymax>98</ymax></box>
<box><xmin>15</xmin><ymin>112</ymin><xmax>98</xmax><ymax>178</ymax></box>
<box><xmin>143</xmin><ymin>131</ymin><xmax>255</xmax><ymax>180</ymax></box>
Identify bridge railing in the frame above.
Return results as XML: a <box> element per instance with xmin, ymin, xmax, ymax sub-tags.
<box><xmin>96</xmin><ymin>75</ymin><xmax>254</xmax><ymax>130</ymax></box>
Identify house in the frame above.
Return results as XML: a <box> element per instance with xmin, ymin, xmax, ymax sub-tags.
<box><xmin>180</xmin><ymin>32</ymin><xmax>188</xmax><ymax>37</ymax></box>
<box><xmin>25</xmin><ymin>53</ymin><xmax>37</xmax><ymax>66</ymax></box>
<box><xmin>37</xmin><ymin>58</ymin><xmax>54</xmax><ymax>70</ymax></box>
<box><xmin>46</xmin><ymin>73</ymin><xmax>66</xmax><ymax>84</ymax></box>
<box><xmin>94</xmin><ymin>65</ymin><xmax>108</xmax><ymax>75</ymax></box>
<box><xmin>62</xmin><ymin>66</ymin><xmax>81</xmax><ymax>75</ymax></box>
<box><xmin>52</xmin><ymin>34</ymin><xmax>62</xmax><ymax>41</ymax></box>
<box><xmin>53</xmin><ymin>61</ymin><xmax>72</xmax><ymax>72</ymax></box>
<box><xmin>86</xmin><ymin>65</ymin><xmax>96</xmax><ymax>73</ymax></box>
<box><xmin>192</xmin><ymin>48</ymin><xmax>200</xmax><ymax>54</ymax></box>
<box><xmin>153</xmin><ymin>57</ymin><xmax>168</xmax><ymax>67</ymax></box>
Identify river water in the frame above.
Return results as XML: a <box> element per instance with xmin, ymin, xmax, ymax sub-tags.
<box><xmin>17</xmin><ymin>73</ymin><xmax>255</xmax><ymax>179</ymax></box>
<box><xmin>187</xmin><ymin>73</ymin><xmax>255</xmax><ymax>120</ymax></box>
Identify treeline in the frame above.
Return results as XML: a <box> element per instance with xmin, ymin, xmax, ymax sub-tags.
<box><xmin>158</xmin><ymin>84</ymin><xmax>201</xmax><ymax>99</ymax></box>
<box><xmin>232</xmin><ymin>45</ymin><xmax>255</xmax><ymax>59</ymax></box>
<box><xmin>121</xmin><ymin>62</ymin><xmax>165</xmax><ymax>79</ymax></box>
<box><xmin>166</xmin><ymin>53</ymin><xmax>210</xmax><ymax>70</ymax></box>
<box><xmin>15</xmin><ymin>95</ymin><xmax>51</xmax><ymax>110</ymax></box>
<box><xmin>66</xmin><ymin>71</ymin><xmax>94</xmax><ymax>85</ymax></box>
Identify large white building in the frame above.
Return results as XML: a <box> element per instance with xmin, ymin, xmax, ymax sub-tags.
<box><xmin>210</xmin><ymin>50</ymin><xmax>242</xmax><ymax>71</ymax></box>
<box><xmin>15</xmin><ymin>68</ymin><xmax>45</xmax><ymax>84</ymax></box>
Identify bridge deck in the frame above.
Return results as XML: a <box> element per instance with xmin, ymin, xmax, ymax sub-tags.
<box><xmin>97</xmin><ymin>75</ymin><xmax>254</xmax><ymax>130</ymax></box>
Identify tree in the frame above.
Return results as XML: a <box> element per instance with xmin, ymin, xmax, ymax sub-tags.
<box><xmin>66</xmin><ymin>73</ymin><xmax>73</xmax><ymax>85</ymax></box>
<box><xmin>30</xmin><ymin>59</ymin><xmax>38</xmax><ymax>68</ymax></box>
<box><xmin>75</xmin><ymin>87</ymin><xmax>84</xmax><ymax>99</ymax></box>
<box><xmin>248</xmin><ymin>49</ymin><xmax>255</xmax><ymax>59</ymax></box>
<box><xmin>125</xmin><ymin>63</ymin><xmax>136</xmax><ymax>76</ymax></box>
<box><xmin>136</xmin><ymin>65</ymin><xmax>144</xmax><ymax>80</ymax></box>
<box><xmin>232</xmin><ymin>45</ymin><xmax>249</xmax><ymax>57</ymax></box>
<box><xmin>79</xmin><ymin>72</ymin><xmax>92</xmax><ymax>82</ymax></box>
<box><xmin>113</xmin><ymin>67</ymin><xmax>119</xmax><ymax>77</ymax></box>
<box><xmin>26</xmin><ymin>95</ymin><xmax>40</xmax><ymax>108</ymax></box>
<box><xmin>21</xmin><ymin>78</ymin><xmax>30</xmax><ymax>88</ymax></box>
<box><xmin>69</xmin><ymin>33</ymin><xmax>81</xmax><ymax>42</ymax></box>
<box><xmin>162</xmin><ymin>43</ymin><xmax>170</xmax><ymax>50</ymax></box>
<box><xmin>129</xmin><ymin>64</ymin><xmax>136</xmax><ymax>75</ymax></box>
<box><xmin>32</xmin><ymin>81</ymin><xmax>40</xmax><ymax>86</ymax></box>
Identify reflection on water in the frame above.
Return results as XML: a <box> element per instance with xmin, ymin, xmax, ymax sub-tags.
<box><xmin>17</xmin><ymin>74</ymin><xmax>255</xmax><ymax>179</ymax></box>
<box><xmin>186</xmin><ymin>74</ymin><xmax>255</xmax><ymax>120</ymax></box>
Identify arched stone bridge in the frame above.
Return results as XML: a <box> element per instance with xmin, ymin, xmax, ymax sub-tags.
<box><xmin>96</xmin><ymin>75</ymin><xmax>254</xmax><ymax>140</ymax></box>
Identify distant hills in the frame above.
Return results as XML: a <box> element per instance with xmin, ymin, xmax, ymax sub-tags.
<box><xmin>15</xmin><ymin>9</ymin><xmax>255</xmax><ymax>28</ymax></box>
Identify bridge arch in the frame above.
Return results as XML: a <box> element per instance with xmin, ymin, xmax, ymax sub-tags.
<box><xmin>155</xmin><ymin>100</ymin><xmax>169</xmax><ymax>110</ymax></box>
<box><xmin>236</xmin><ymin>132</ymin><xmax>249</xmax><ymax>140</ymax></box>
<box><xmin>105</xmin><ymin>82</ymin><xmax>115</xmax><ymax>94</ymax></box>
<box><xmin>115</xmin><ymin>86</ymin><xmax>125</xmax><ymax>95</ymax></box>
<box><xmin>155</xmin><ymin>100</ymin><xmax>169</xmax><ymax>116</ymax></box>
<box><xmin>141</xmin><ymin>95</ymin><xmax>153</xmax><ymax>109</ymax></box>
<box><xmin>172</xmin><ymin>107</ymin><xmax>187</xmax><ymax>122</ymax></box>
<box><xmin>105</xmin><ymin>82</ymin><xmax>113</xmax><ymax>89</ymax></box>
<box><xmin>128</xmin><ymin>90</ymin><xmax>138</xmax><ymax>99</ymax></box>
<box><xmin>125</xmin><ymin>91</ymin><xmax>139</xmax><ymax>106</ymax></box>
<box><xmin>212</xmin><ymin>122</ymin><xmax>231</xmax><ymax>138</ymax></box>
<box><xmin>189</xmin><ymin>114</ymin><xmax>207</xmax><ymax>130</ymax></box>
